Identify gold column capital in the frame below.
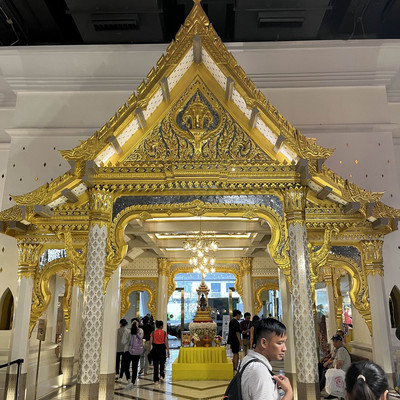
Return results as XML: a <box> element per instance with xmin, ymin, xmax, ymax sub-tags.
<box><xmin>158</xmin><ymin>258</ymin><xmax>169</xmax><ymax>276</ymax></box>
<box><xmin>88</xmin><ymin>187</ymin><xmax>113</xmax><ymax>224</ymax></box>
<box><xmin>17</xmin><ymin>242</ymin><xmax>42</xmax><ymax>278</ymax></box>
<box><xmin>240</xmin><ymin>257</ymin><xmax>253</xmax><ymax>275</ymax></box>
<box><xmin>281</xmin><ymin>185</ymin><xmax>308</xmax><ymax>222</ymax></box>
<box><xmin>361</xmin><ymin>240</ymin><xmax>384</xmax><ymax>277</ymax></box>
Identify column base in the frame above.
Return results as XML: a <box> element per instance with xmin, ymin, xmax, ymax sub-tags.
<box><xmin>75</xmin><ymin>382</ymin><xmax>99</xmax><ymax>400</ymax></box>
<box><xmin>61</xmin><ymin>356</ymin><xmax>75</xmax><ymax>386</ymax></box>
<box><xmin>4</xmin><ymin>372</ymin><xmax>27</xmax><ymax>400</ymax></box>
<box><xmin>99</xmin><ymin>373</ymin><xmax>115</xmax><ymax>400</ymax></box>
<box><xmin>297</xmin><ymin>381</ymin><xmax>319</xmax><ymax>400</ymax></box>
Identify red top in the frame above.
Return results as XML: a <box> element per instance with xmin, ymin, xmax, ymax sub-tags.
<box><xmin>152</xmin><ymin>329</ymin><xmax>166</xmax><ymax>344</ymax></box>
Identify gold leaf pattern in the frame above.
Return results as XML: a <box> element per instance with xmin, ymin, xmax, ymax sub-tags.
<box><xmin>125</xmin><ymin>80</ymin><xmax>271</xmax><ymax>163</ymax></box>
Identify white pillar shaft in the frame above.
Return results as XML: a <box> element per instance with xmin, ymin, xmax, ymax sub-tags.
<box><xmin>8</xmin><ymin>276</ymin><xmax>34</xmax><ymax>374</ymax></box>
<box><xmin>156</xmin><ymin>275</ymin><xmax>168</xmax><ymax>325</ymax></box>
<box><xmin>77</xmin><ymin>223</ymin><xmax>108</xmax><ymax>385</ymax></box>
<box><xmin>242</xmin><ymin>273</ymin><xmax>254</xmax><ymax>316</ymax></box>
<box><xmin>279</xmin><ymin>269</ymin><xmax>296</xmax><ymax>375</ymax></box>
<box><xmin>287</xmin><ymin>221</ymin><xmax>319</xmax><ymax>384</ymax></box>
<box><xmin>325</xmin><ymin>284</ymin><xmax>337</xmax><ymax>342</ymax></box>
<box><xmin>368</xmin><ymin>273</ymin><xmax>393</xmax><ymax>374</ymax></box>
<box><xmin>100</xmin><ymin>266</ymin><xmax>121</xmax><ymax>374</ymax></box>
<box><xmin>62</xmin><ymin>286</ymin><xmax>81</xmax><ymax>358</ymax></box>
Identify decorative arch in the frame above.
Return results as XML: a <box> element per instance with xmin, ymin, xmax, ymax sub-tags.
<box><xmin>253</xmin><ymin>278</ymin><xmax>280</xmax><ymax>315</ymax></box>
<box><xmin>167</xmin><ymin>261</ymin><xmax>242</xmax><ymax>300</ymax></box>
<box><xmin>120</xmin><ymin>279</ymin><xmax>157</xmax><ymax>318</ymax></box>
<box><xmin>327</xmin><ymin>254</ymin><xmax>372</xmax><ymax>334</ymax></box>
<box><xmin>389</xmin><ymin>285</ymin><xmax>400</xmax><ymax>328</ymax></box>
<box><xmin>0</xmin><ymin>288</ymin><xmax>14</xmax><ymax>330</ymax></box>
<box><xmin>29</xmin><ymin>257</ymin><xmax>73</xmax><ymax>337</ymax></box>
<box><xmin>108</xmin><ymin>198</ymin><xmax>287</xmax><ymax>274</ymax></box>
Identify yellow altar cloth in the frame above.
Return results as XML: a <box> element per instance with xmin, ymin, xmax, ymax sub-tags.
<box><xmin>172</xmin><ymin>346</ymin><xmax>233</xmax><ymax>381</ymax></box>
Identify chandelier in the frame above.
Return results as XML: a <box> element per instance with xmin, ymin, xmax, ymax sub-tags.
<box><xmin>184</xmin><ymin>232</ymin><xmax>218</xmax><ymax>275</ymax></box>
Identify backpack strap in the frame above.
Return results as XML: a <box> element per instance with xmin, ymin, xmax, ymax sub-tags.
<box><xmin>238</xmin><ymin>358</ymin><xmax>274</xmax><ymax>379</ymax></box>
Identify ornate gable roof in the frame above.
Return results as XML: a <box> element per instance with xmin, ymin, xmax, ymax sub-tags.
<box><xmin>1</xmin><ymin>0</ymin><xmax>398</xmax><ymax>229</ymax></box>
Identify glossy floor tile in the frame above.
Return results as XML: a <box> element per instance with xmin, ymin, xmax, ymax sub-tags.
<box><xmin>44</xmin><ymin>349</ymin><xmax>332</xmax><ymax>399</ymax></box>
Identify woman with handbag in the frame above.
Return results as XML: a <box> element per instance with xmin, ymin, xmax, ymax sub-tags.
<box><xmin>148</xmin><ymin>320</ymin><xmax>170</xmax><ymax>384</ymax></box>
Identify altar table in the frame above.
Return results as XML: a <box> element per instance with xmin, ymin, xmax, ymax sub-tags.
<box><xmin>172</xmin><ymin>346</ymin><xmax>233</xmax><ymax>381</ymax></box>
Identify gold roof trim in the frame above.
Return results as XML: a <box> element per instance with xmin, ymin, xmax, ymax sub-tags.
<box><xmin>0</xmin><ymin>205</ymin><xmax>23</xmax><ymax>221</ymax></box>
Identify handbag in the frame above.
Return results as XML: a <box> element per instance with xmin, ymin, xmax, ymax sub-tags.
<box><xmin>325</xmin><ymin>368</ymin><xmax>346</xmax><ymax>398</ymax></box>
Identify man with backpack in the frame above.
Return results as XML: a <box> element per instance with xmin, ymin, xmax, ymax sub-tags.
<box><xmin>225</xmin><ymin>318</ymin><xmax>293</xmax><ymax>400</ymax></box>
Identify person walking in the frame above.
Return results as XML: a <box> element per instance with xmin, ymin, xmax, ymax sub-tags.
<box><xmin>149</xmin><ymin>320</ymin><xmax>170</xmax><ymax>384</ymax></box>
<box><xmin>116</xmin><ymin>319</ymin><xmax>129</xmax><ymax>379</ymax></box>
<box><xmin>227</xmin><ymin>309</ymin><xmax>242</xmax><ymax>371</ymax></box>
<box><xmin>240</xmin><ymin>312</ymin><xmax>252</xmax><ymax>356</ymax></box>
<box><xmin>124</xmin><ymin>318</ymin><xmax>144</xmax><ymax>390</ymax></box>
<box><xmin>139</xmin><ymin>315</ymin><xmax>154</xmax><ymax>376</ymax></box>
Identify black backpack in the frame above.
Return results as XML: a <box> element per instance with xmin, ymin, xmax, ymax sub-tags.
<box><xmin>223</xmin><ymin>358</ymin><xmax>274</xmax><ymax>399</ymax></box>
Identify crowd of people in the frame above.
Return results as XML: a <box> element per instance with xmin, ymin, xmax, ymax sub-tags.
<box><xmin>226</xmin><ymin>311</ymin><xmax>390</xmax><ymax>400</ymax></box>
<box><xmin>116</xmin><ymin>314</ymin><xmax>170</xmax><ymax>389</ymax></box>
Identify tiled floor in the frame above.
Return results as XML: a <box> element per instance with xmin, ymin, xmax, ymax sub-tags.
<box><xmin>42</xmin><ymin>349</ymin><xmax>346</xmax><ymax>400</ymax></box>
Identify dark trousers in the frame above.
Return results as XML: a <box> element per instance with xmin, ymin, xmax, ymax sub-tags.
<box><xmin>121</xmin><ymin>351</ymin><xmax>131</xmax><ymax>379</ymax></box>
<box><xmin>130</xmin><ymin>354</ymin><xmax>141</xmax><ymax>384</ymax></box>
<box><xmin>116</xmin><ymin>351</ymin><xmax>123</xmax><ymax>375</ymax></box>
<box><xmin>152</xmin><ymin>343</ymin><xmax>166</xmax><ymax>383</ymax></box>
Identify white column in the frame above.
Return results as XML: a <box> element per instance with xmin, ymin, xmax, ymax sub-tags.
<box><xmin>362</xmin><ymin>240</ymin><xmax>394</xmax><ymax>385</ymax></box>
<box><xmin>241</xmin><ymin>257</ymin><xmax>254</xmax><ymax>315</ymax></box>
<box><xmin>279</xmin><ymin>269</ymin><xmax>297</xmax><ymax>398</ymax></box>
<box><xmin>99</xmin><ymin>266</ymin><xmax>121</xmax><ymax>399</ymax></box>
<box><xmin>283</xmin><ymin>187</ymin><xmax>319</xmax><ymax>399</ymax></box>
<box><xmin>156</xmin><ymin>258</ymin><xmax>169</xmax><ymax>326</ymax></box>
<box><xmin>76</xmin><ymin>189</ymin><xmax>112</xmax><ymax>399</ymax></box>
<box><xmin>5</xmin><ymin>243</ymin><xmax>42</xmax><ymax>400</ymax></box>
<box><xmin>61</xmin><ymin>285</ymin><xmax>82</xmax><ymax>386</ymax></box>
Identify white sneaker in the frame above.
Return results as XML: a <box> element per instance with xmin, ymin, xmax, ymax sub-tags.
<box><xmin>160</xmin><ymin>377</ymin><xmax>165</xmax><ymax>383</ymax></box>
<box><xmin>124</xmin><ymin>383</ymin><xmax>134</xmax><ymax>390</ymax></box>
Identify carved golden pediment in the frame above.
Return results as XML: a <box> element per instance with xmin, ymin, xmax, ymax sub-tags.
<box><xmin>124</xmin><ymin>79</ymin><xmax>271</xmax><ymax>164</ymax></box>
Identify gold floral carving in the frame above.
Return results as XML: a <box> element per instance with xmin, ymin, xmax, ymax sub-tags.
<box><xmin>253</xmin><ymin>278</ymin><xmax>280</xmax><ymax>315</ymax></box>
<box><xmin>0</xmin><ymin>205</ymin><xmax>23</xmax><ymax>221</ymax></box>
<box><xmin>361</xmin><ymin>240</ymin><xmax>384</xmax><ymax>277</ymax></box>
<box><xmin>11</xmin><ymin>184</ymin><xmax>54</xmax><ymax>206</ymax></box>
<box><xmin>158</xmin><ymin>258</ymin><xmax>169</xmax><ymax>276</ymax></box>
<box><xmin>327</xmin><ymin>254</ymin><xmax>372</xmax><ymax>334</ymax></box>
<box><xmin>120</xmin><ymin>279</ymin><xmax>157</xmax><ymax>318</ymax></box>
<box><xmin>29</xmin><ymin>257</ymin><xmax>73</xmax><ymax>337</ymax></box>
<box><xmin>17</xmin><ymin>243</ymin><xmax>43</xmax><ymax>278</ymax></box>
<box><xmin>373</xmin><ymin>201</ymin><xmax>400</xmax><ymax>219</ymax></box>
<box><xmin>342</xmin><ymin>180</ymin><xmax>383</xmax><ymax>203</ymax></box>
<box><xmin>125</xmin><ymin>80</ymin><xmax>271</xmax><ymax>163</ymax></box>
<box><xmin>286</xmin><ymin>129</ymin><xmax>335</xmax><ymax>161</ymax></box>
<box><xmin>60</xmin><ymin>231</ymin><xmax>86</xmax><ymax>289</ymax></box>
<box><xmin>281</xmin><ymin>186</ymin><xmax>307</xmax><ymax>224</ymax></box>
<box><xmin>240</xmin><ymin>257</ymin><xmax>252</xmax><ymax>275</ymax></box>
<box><xmin>308</xmin><ymin>226</ymin><xmax>339</xmax><ymax>283</ymax></box>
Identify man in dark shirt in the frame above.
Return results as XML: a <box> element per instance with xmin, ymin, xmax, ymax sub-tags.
<box><xmin>227</xmin><ymin>309</ymin><xmax>242</xmax><ymax>371</ymax></box>
<box><xmin>139</xmin><ymin>315</ymin><xmax>154</xmax><ymax>375</ymax></box>
<box><xmin>240</xmin><ymin>312</ymin><xmax>252</xmax><ymax>356</ymax></box>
